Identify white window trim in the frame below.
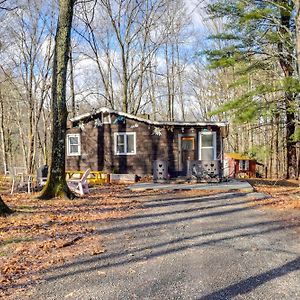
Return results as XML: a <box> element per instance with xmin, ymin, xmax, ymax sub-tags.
<box><xmin>239</xmin><ymin>160</ymin><xmax>249</xmax><ymax>171</ymax></box>
<box><xmin>114</xmin><ymin>132</ymin><xmax>136</xmax><ymax>155</ymax></box>
<box><xmin>198</xmin><ymin>131</ymin><xmax>217</xmax><ymax>160</ymax></box>
<box><xmin>67</xmin><ymin>133</ymin><xmax>81</xmax><ymax>156</ymax></box>
<box><xmin>102</xmin><ymin>113</ymin><xmax>111</xmax><ymax>124</ymax></box>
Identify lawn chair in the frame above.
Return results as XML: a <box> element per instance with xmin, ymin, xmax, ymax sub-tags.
<box><xmin>37</xmin><ymin>165</ymin><xmax>48</xmax><ymax>189</ymax></box>
<box><xmin>67</xmin><ymin>168</ymin><xmax>90</xmax><ymax>196</ymax></box>
<box><xmin>10</xmin><ymin>167</ymin><xmax>33</xmax><ymax>194</ymax></box>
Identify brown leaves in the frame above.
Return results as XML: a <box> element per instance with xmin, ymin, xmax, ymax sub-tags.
<box><xmin>0</xmin><ymin>184</ymin><xmax>250</xmax><ymax>299</ymax></box>
<box><xmin>91</xmin><ymin>248</ymin><xmax>106</xmax><ymax>256</ymax></box>
<box><xmin>247</xmin><ymin>179</ymin><xmax>300</xmax><ymax>234</ymax></box>
<box><xmin>0</xmin><ymin>184</ymin><xmax>144</xmax><ymax>299</ymax></box>
<box><xmin>248</xmin><ymin>179</ymin><xmax>300</xmax><ymax>210</ymax></box>
<box><xmin>58</xmin><ymin>236</ymin><xmax>83</xmax><ymax>248</ymax></box>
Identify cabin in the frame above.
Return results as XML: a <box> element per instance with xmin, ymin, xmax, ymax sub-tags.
<box><xmin>66</xmin><ymin>107</ymin><xmax>229</xmax><ymax>178</ymax></box>
<box><xmin>223</xmin><ymin>153</ymin><xmax>256</xmax><ymax>178</ymax></box>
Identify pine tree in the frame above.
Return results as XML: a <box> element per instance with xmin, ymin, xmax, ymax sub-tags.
<box><xmin>205</xmin><ymin>0</ymin><xmax>299</xmax><ymax>179</ymax></box>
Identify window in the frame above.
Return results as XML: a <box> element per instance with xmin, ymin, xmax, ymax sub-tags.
<box><xmin>199</xmin><ymin>131</ymin><xmax>216</xmax><ymax>160</ymax></box>
<box><xmin>182</xmin><ymin>137</ymin><xmax>195</xmax><ymax>150</ymax></box>
<box><xmin>239</xmin><ymin>160</ymin><xmax>249</xmax><ymax>171</ymax></box>
<box><xmin>67</xmin><ymin>134</ymin><xmax>81</xmax><ymax>156</ymax></box>
<box><xmin>114</xmin><ymin>132</ymin><xmax>136</xmax><ymax>155</ymax></box>
<box><xmin>102</xmin><ymin>112</ymin><xmax>111</xmax><ymax>124</ymax></box>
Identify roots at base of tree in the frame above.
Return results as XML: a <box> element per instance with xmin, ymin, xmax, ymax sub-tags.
<box><xmin>0</xmin><ymin>196</ymin><xmax>13</xmax><ymax>216</ymax></box>
<box><xmin>37</xmin><ymin>181</ymin><xmax>76</xmax><ymax>200</ymax></box>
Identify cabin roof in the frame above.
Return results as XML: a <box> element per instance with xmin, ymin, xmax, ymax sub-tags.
<box><xmin>225</xmin><ymin>153</ymin><xmax>254</xmax><ymax>161</ymax></box>
<box><xmin>70</xmin><ymin>107</ymin><xmax>229</xmax><ymax>127</ymax></box>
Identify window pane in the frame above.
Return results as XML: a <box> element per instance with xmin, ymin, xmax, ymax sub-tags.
<box><xmin>127</xmin><ymin>134</ymin><xmax>135</xmax><ymax>153</ymax></box>
<box><xmin>69</xmin><ymin>136</ymin><xmax>78</xmax><ymax>145</ymax></box>
<box><xmin>117</xmin><ymin>135</ymin><xmax>125</xmax><ymax>145</ymax></box>
<box><xmin>102</xmin><ymin>113</ymin><xmax>111</xmax><ymax>124</ymax></box>
<box><xmin>67</xmin><ymin>134</ymin><xmax>80</xmax><ymax>156</ymax></box>
<box><xmin>245</xmin><ymin>160</ymin><xmax>249</xmax><ymax>170</ymax></box>
<box><xmin>240</xmin><ymin>160</ymin><xmax>249</xmax><ymax>170</ymax></box>
<box><xmin>182</xmin><ymin>138</ymin><xmax>194</xmax><ymax>150</ymax></box>
<box><xmin>240</xmin><ymin>160</ymin><xmax>244</xmax><ymax>170</ymax></box>
<box><xmin>70</xmin><ymin>145</ymin><xmax>78</xmax><ymax>154</ymax></box>
<box><xmin>201</xmin><ymin>134</ymin><xmax>213</xmax><ymax>147</ymax></box>
<box><xmin>201</xmin><ymin>148</ymin><xmax>214</xmax><ymax>160</ymax></box>
<box><xmin>117</xmin><ymin>144</ymin><xmax>125</xmax><ymax>153</ymax></box>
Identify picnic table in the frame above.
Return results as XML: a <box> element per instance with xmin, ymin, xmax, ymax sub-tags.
<box><xmin>65</xmin><ymin>170</ymin><xmax>109</xmax><ymax>184</ymax></box>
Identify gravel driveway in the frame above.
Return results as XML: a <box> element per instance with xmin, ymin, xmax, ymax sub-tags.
<box><xmin>30</xmin><ymin>191</ymin><xmax>300</xmax><ymax>300</ymax></box>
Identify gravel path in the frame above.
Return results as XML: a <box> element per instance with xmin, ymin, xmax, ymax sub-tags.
<box><xmin>30</xmin><ymin>191</ymin><xmax>300</xmax><ymax>300</ymax></box>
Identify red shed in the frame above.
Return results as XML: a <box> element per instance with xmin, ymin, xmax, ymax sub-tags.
<box><xmin>223</xmin><ymin>153</ymin><xmax>256</xmax><ymax>178</ymax></box>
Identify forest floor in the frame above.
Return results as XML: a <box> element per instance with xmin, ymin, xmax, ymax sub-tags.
<box><xmin>245</xmin><ymin>178</ymin><xmax>300</xmax><ymax>210</ymax></box>
<box><xmin>29</xmin><ymin>179</ymin><xmax>300</xmax><ymax>300</ymax></box>
<box><xmin>0</xmin><ymin>180</ymin><xmax>222</xmax><ymax>299</ymax></box>
<box><xmin>0</xmin><ymin>177</ymin><xmax>299</xmax><ymax>299</ymax></box>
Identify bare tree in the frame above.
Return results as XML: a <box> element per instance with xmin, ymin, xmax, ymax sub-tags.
<box><xmin>76</xmin><ymin>0</ymin><xmax>170</xmax><ymax>114</ymax></box>
<box><xmin>0</xmin><ymin>0</ymin><xmax>56</xmax><ymax>174</ymax></box>
<box><xmin>39</xmin><ymin>0</ymin><xmax>75</xmax><ymax>199</ymax></box>
<box><xmin>0</xmin><ymin>0</ymin><xmax>17</xmax><ymax>11</ymax></box>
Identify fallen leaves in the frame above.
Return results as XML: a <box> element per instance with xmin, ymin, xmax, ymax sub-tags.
<box><xmin>58</xmin><ymin>236</ymin><xmax>83</xmax><ymax>248</ymax></box>
<box><xmin>246</xmin><ymin>179</ymin><xmax>300</xmax><ymax>235</ymax></box>
<box><xmin>0</xmin><ymin>185</ymin><xmax>143</xmax><ymax>299</ymax></box>
<box><xmin>0</xmin><ymin>185</ymin><xmax>215</xmax><ymax>299</ymax></box>
<box><xmin>91</xmin><ymin>248</ymin><xmax>106</xmax><ymax>256</ymax></box>
<box><xmin>246</xmin><ymin>179</ymin><xmax>300</xmax><ymax>210</ymax></box>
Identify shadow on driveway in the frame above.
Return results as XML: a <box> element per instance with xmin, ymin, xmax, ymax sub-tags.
<box><xmin>198</xmin><ymin>256</ymin><xmax>300</xmax><ymax>300</ymax></box>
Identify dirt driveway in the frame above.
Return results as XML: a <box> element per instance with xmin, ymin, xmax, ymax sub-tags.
<box><xmin>29</xmin><ymin>191</ymin><xmax>300</xmax><ymax>300</ymax></box>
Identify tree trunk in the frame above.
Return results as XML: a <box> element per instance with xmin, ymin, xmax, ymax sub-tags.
<box><xmin>285</xmin><ymin>93</ymin><xmax>297</xmax><ymax>179</ymax></box>
<box><xmin>295</xmin><ymin>0</ymin><xmax>300</xmax><ymax>77</ymax></box>
<box><xmin>275</xmin><ymin>112</ymin><xmax>280</xmax><ymax>178</ymax></box>
<box><xmin>39</xmin><ymin>0</ymin><xmax>75</xmax><ymax>199</ymax></box>
<box><xmin>0</xmin><ymin>196</ymin><xmax>13</xmax><ymax>216</ymax></box>
<box><xmin>293</xmin><ymin>0</ymin><xmax>300</xmax><ymax>179</ymax></box>
<box><xmin>278</xmin><ymin>3</ymin><xmax>298</xmax><ymax>179</ymax></box>
<box><xmin>0</xmin><ymin>92</ymin><xmax>8</xmax><ymax>173</ymax></box>
<box><xmin>122</xmin><ymin>49</ymin><xmax>129</xmax><ymax>113</ymax></box>
<box><xmin>69</xmin><ymin>46</ymin><xmax>76</xmax><ymax>118</ymax></box>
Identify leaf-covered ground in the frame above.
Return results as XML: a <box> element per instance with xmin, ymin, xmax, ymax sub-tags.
<box><xmin>0</xmin><ymin>183</ymin><xmax>222</xmax><ymax>299</ymax></box>
<box><xmin>0</xmin><ymin>178</ymin><xmax>299</xmax><ymax>299</ymax></box>
<box><xmin>0</xmin><ymin>187</ymin><xmax>135</xmax><ymax>297</ymax></box>
<box><xmin>246</xmin><ymin>179</ymin><xmax>300</xmax><ymax>210</ymax></box>
<box><xmin>246</xmin><ymin>179</ymin><xmax>300</xmax><ymax>237</ymax></box>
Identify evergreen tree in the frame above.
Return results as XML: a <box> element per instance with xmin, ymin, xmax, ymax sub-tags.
<box><xmin>205</xmin><ymin>0</ymin><xmax>299</xmax><ymax>179</ymax></box>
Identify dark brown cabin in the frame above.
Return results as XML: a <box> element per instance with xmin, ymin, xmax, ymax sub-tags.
<box><xmin>66</xmin><ymin>107</ymin><xmax>229</xmax><ymax>177</ymax></box>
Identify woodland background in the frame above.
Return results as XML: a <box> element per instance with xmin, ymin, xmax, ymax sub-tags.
<box><xmin>0</xmin><ymin>0</ymin><xmax>299</xmax><ymax>179</ymax></box>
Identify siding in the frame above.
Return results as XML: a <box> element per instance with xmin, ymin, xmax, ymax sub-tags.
<box><xmin>66</xmin><ymin>113</ymin><xmax>222</xmax><ymax>176</ymax></box>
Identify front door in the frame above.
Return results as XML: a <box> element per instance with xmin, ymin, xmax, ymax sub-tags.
<box><xmin>181</xmin><ymin>136</ymin><xmax>196</xmax><ymax>174</ymax></box>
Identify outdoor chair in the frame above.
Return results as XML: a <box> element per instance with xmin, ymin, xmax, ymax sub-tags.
<box><xmin>37</xmin><ymin>165</ymin><xmax>48</xmax><ymax>189</ymax></box>
<box><xmin>10</xmin><ymin>167</ymin><xmax>33</xmax><ymax>194</ymax></box>
<box><xmin>67</xmin><ymin>168</ymin><xmax>90</xmax><ymax>196</ymax></box>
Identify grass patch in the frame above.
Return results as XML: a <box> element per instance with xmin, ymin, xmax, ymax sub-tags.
<box><xmin>17</xmin><ymin>205</ymin><xmax>36</xmax><ymax>211</ymax></box>
<box><xmin>1</xmin><ymin>236</ymin><xmax>33</xmax><ymax>246</ymax></box>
